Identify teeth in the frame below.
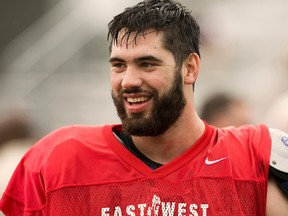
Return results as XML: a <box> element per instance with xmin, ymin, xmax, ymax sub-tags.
<box><xmin>127</xmin><ymin>97</ymin><xmax>149</xmax><ymax>103</ymax></box>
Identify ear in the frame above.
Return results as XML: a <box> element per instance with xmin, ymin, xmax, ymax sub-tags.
<box><xmin>183</xmin><ymin>53</ymin><xmax>200</xmax><ymax>84</ymax></box>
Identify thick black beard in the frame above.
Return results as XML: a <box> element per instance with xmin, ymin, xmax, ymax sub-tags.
<box><xmin>112</xmin><ymin>70</ymin><xmax>186</xmax><ymax>136</ymax></box>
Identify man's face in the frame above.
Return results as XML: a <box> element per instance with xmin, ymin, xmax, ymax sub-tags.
<box><xmin>110</xmin><ymin>31</ymin><xmax>186</xmax><ymax>136</ymax></box>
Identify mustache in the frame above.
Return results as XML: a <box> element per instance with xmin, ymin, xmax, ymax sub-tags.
<box><xmin>120</xmin><ymin>88</ymin><xmax>147</xmax><ymax>95</ymax></box>
<box><xmin>113</xmin><ymin>88</ymin><xmax>157</xmax><ymax>100</ymax></box>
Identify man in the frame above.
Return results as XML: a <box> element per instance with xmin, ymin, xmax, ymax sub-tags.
<box><xmin>200</xmin><ymin>93</ymin><xmax>252</xmax><ymax>128</ymax></box>
<box><xmin>1</xmin><ymin>0</ymin><xmax>287</xmax><ymax>215</ymax></box>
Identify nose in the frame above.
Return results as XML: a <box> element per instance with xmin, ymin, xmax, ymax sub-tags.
<box><xmin>121</xmin><ymin>66</ymin><xmax>143</xmax><ymax>89</ymax></box>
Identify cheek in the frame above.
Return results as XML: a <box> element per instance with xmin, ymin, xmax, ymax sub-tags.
<box><xmin>148</xmin><ymin>77</ymin><xmax>172</xmax><ymax>95</ymax></box>
<box><xmin>160</xmin><ymin>72</ymin><xmax>175</xmax><ymax>87</ymax></box>
<box><xmin>110</xmin><ymin>73</ymin><xmax>123</xmax><ymax>92</ymax></box>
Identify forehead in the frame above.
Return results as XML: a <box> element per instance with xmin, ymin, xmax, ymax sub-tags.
<box><xmin>111</xmin><ymin>29</ymin><xmax>165</xmax><ymax>52</ymax></box>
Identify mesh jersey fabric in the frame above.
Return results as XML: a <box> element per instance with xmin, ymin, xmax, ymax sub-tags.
<box><xmin>0</xmin><ymin>123</ymin><xmax>271</xmax><ymax>215</ymax></box>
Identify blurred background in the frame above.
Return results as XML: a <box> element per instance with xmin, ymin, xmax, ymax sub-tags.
<box><xmin>1</xmin><ymin>0</ymin><xmax>288</xmax><ymax>137</ymax></box>
<box><xmin>1</xmin><ymin>0</ymin><xmax>288</xmax><ymax>205</ymax></box>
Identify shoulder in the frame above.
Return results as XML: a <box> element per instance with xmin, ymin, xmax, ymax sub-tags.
<box><xmin>22</xmin><ymin>124</ymin><xmax>114</xmax><ymax>171</ymax></box>
<box><xmin>32</xmin><ymin>125</ymin><xmax>104</xmax><ymax>150</ymax></box>
<box><xmin>268</xmin><ymin>128</ymin><xmax>288</xmax><ymax>173</ymax></box>
<box><xmin>218</xmin><ymin>124</ymin><xmax>270</xmax><ymax>146</ymax></box>
<box><xmin>216</xmin><ymin>124</ymin><xmax>271</xmax><ymax>167</ymax></box>
<box><xmin>208</xmin><ymin>123</ymin><xmax>271</xmax><ymax>151</ymax></box>
<box><xmin>208</xmin><ymin>123</ymin><xmax>271</xmax><ymax>153</ymax></box>
<box><xmin>221</xmin><ymin>123</ymin><xmax>269</xmax><ymax>135</ymax></box>
<box><xmin>268</xmin><ymin>128</ymin><xmax>288</xmax><ymax>200</ymax></box>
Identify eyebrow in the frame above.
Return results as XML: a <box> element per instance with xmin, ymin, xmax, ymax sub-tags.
<box><xmin>109</xmin><ymin>55</ymin><xmax>162</xmax><ymax>64</ymax></box>
<box><xmin>136</xmin><ymin>55</ymin><xmax>162</xmax><ymax>63</ymax></box>
<box><xmin>109</xmin><ymin>57</ymin><xmax>124</xmax><ymax>63</ymax></box>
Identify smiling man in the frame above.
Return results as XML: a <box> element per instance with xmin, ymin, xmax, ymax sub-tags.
<box><xmin>110</xmin><ymin>30</ymin><xmax>188</xmax><ymax>137</ymax></box>
<box><xmin>1</xmin><ymin>0</ymin><xmax>288</xmax><ymax>215</ymax></box>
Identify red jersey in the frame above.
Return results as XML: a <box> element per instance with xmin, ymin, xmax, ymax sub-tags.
<box><xmin>0</xmin><ymin>123</ymin><xmax>271</xmax><ymax>215</ymax></box>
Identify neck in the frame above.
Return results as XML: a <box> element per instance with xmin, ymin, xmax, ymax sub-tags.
<box><xmin>131</xmin><ymin>105</ymin><xmax>205</xmax><ymax>165</ymax></box>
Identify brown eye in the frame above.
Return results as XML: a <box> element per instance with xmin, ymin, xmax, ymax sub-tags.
<box><xmin>110</xmin><ymin>60</ymin><xmax>123</xmax><ymax>67</ymax></box>
<box><xmin>141</xmin><ymin>62</ymin><xmax>152</xmax><ymax>68</ymax></box>
<box><xmin>111</xmin><ymin>62</ymin><xmax>126</xmax><ymax>73</ymax></box>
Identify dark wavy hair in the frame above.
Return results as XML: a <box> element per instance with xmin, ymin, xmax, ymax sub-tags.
<box><xmin>107</xmin><ymin>0</ymin><xmax>200</xmax><ymax>69</ymax></box>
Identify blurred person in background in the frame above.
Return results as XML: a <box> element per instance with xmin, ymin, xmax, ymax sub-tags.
<box><xmin>0</xmin><ymin>110</ymin><xmax>37</xmax><ymax>199</ymax></box>
<box><xmin>200</xmin><ymin>93</ymin><xmax>253</xmax><ymax>127</ymax></box>
<box><xmin>0</xmin><ymin>0</ymin><xmax>288</xmax><ymax>215</ymax></box>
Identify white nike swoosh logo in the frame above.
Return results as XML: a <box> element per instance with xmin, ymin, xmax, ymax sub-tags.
<box><xmin>205</xmin><ymin>157</ymin><xmax>228</xmax><ymax>165</ymax></box>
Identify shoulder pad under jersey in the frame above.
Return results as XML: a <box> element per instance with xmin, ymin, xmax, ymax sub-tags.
<box><xmin>269</xmin><ymin>128</ymin><xmax>288</xmax><ymax>174</ymax></box>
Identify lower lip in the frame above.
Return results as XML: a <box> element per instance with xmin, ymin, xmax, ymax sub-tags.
<box><xmin>125</xmin><ymin>100</ymin><xmax>151</xmax><ymax>113</ymax></box>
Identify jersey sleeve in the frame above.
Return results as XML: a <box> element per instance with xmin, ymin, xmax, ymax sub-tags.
<box><xmin>0</xmin><ymin>126</ymin><xmax>75</xmax><ymax>215</ymax></box>
<box><xmin>0</xmin><ymin>148</ymin><xmax>46</xmax><ymax>215</ymax></box>
<box><xmin>0</xmin><ymin>125</ymin><xmax>106</xmax><ymax>215</ymax></box>
<box><xmin>243</xmin><ymin>124</ymin><xmax>271</xmax><ymax>179</ymax></box>
<box><xmin>248</xmin><ymin>124</ymin><xmax>272</xmax><ymax>176</ymax></box>
<box><xmin>221</xmin><ymin>124</ymin><xmax>272</xmax><ymax>180</ymax></box>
